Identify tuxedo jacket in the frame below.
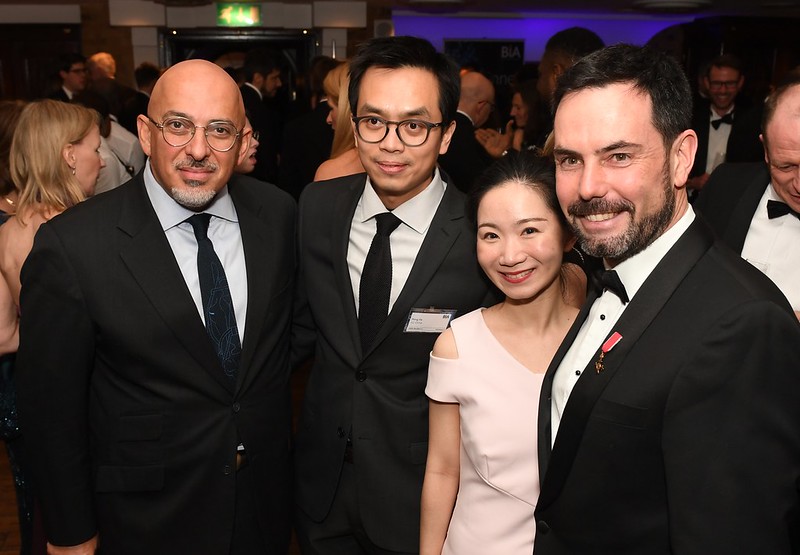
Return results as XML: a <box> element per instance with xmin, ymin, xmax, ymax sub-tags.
<box><xmin>277</xmin><ymin>100</ymin><xmax>333</xmax><ymax>200</ymax></box>
<box><xmin>690</xmin><ymin>100</ymin><xmax>763</xmax><ymax>177</ymax></box>
<box><xmin>437</xmin><ymin>111</ymin><xmax>494</xmax><ymax>193</ymax></box>
<box><xmin>694</xmin><ymin>161</ymin><xmax>770</xmax><ymax>253</ymax></box>
<box><xmin>535</xmin><ymin>219</ymin><xmax>800</xmax><ymax>554</ymax></box>
<box><xmin>16</xmin><ymin>173</ymin><xmax>296</xmax><ymax>555</ymax></box>
<box><xmin>292</xmin><ymin>173</ymin><xmax>497</xmax><ymax>552</ymax></box>
<box><xmin>241</xmin><ymin>84</ymin><xmax>281</xmax><ymax>184</ymax></box>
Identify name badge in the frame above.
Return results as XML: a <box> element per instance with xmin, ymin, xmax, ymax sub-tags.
<box><xmin>404</xmin><ymin>308</ymin><xmax>457</xmax><ymax>333</ymax></box>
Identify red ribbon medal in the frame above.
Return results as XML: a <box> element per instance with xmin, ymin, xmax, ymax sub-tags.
<box><xmin>595</xmin><ymin>331</ymin><xmax>623</xmax><ymax>374</ymax></box>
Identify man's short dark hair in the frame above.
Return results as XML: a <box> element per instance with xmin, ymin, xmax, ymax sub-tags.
<box><xmin>707</xmin><ymin>53</ymin><xmax>743</xmax><ymax>77</ymax></box>
<box><xmin>57</xmin><ymin>52</ymin><xmax>86</xmax><ymax>73</ymax></box>
<box><xmin>544</xmin><ymin>27</ymin><xmax>605</xmax><ymax>65</ymax></box>
<box><xmin>134</xmin><ymin>62</ymin><xmax>161</xmax><ymax>90</ymax></box>
<box><xmin>553</xmin><ymin>43</ymin><xmax>691</xmax><ymax>149</ymax></box>
<box><xmin>242</xmin><ymin>48</ymin><xmax>281</xmax><ymax>83</ymax></box>
<box><xmin>348</xmin><ymin>36</ymin><xmax>460</xmax><ymax>125</ymax></box>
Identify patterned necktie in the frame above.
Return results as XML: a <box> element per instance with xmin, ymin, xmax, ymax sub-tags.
<box><xmin>767</xmin><ymin>200</ymin><xmax>800</xmax><ymax>221</ymax></box>
<box><xmin>186</xmin><ymin>213</ymin><xmax>241</xmax><ymax>381</ymax></box>
<box><xmin>359</xmin><ymin>212</ymin><xmax>403</xmax><ymax>352</ymax></box>
<box><xmin>710</xmin><ymin>112</ymin><xmax>734</xmax><ymax>130</ymax></box>
<box><xmin>593</xmin><ymin>269</ymin><xmax>630</xmax><ymax>304</ymax></box>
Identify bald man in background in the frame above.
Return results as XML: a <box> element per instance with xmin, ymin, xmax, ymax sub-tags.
<box><xmin>438</xmin><ymin>70</ymin><xmax>496</xmax><ymax>192</ymax></box>
<box><xmin>17</xmin><ymin>59</ymin><xmax>295</xmax><ymax>555</ymax></box>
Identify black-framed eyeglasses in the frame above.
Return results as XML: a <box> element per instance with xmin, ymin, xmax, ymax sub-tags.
<box><xmin>352</xmin><ymin>115</ymin><xmax>444</xmax><ymax>147</ymax></box>
<box><xmin>147</xmin><ymin>115</ymin><xmax>242</xmax><ymax>152</ymax></box>
<box><xmin>708</xmin><ymin>80</ymin><xmax>739</xmax><ymax>90</ymax></box>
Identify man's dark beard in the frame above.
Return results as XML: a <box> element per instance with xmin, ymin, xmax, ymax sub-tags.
<box><xmin>567</xmin><ymin>166</ymin><xmax>675</xmax><ymax>265</ymax></box>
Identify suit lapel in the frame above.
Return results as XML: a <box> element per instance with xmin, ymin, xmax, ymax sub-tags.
<box><xmin>363</xmin><ymin>182</ymin><xmax>464</xmax><ymax>356</ymax></box>
<box><xmin>537</xmin><ymin>220</ymin><xmax>714</xmax><ymax>509</ymax></box>
<box><xmin>332</xmin><ymin>175</ymin><xmax>366</xmax><ymax>360</ymax></box>
<box><xmin>723</xmin><ymin>167</ymin><xmax>770</xmax><ymax>253</ymax></box>
<box><xmin>116</xmin><ymin>177</ymin><xmax>233</xmax><ymax>393</ymax></box>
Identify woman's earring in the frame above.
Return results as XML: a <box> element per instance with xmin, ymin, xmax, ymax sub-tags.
<box><xmin>71</xmin><ymin>166</ymin><xmax>76</xmax><ymax>176</ymax></box>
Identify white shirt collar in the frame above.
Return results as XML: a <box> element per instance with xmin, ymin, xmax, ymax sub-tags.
<box><xmin>611</xmin><ymin>205</ymin><xmax>696</xmax><ymax>302</ymax></box>
<box><xmin>357</xmin><ymin>167</ymin><xmax>446</xmax><ymax>235</ymax></box>
<box><xmin>143</xmin><ymin>159</ymin><xmax>238</xmax><ymax>231</ymax></box>
<box><xmin>243</xmin><ymin>81</ymin><xmax>262</xmax><ymax>101</ymax></box>
<box><xmin>457</xmin><ymin>109</ymin><xmax>474</xmax><ymax>126</ymax></box>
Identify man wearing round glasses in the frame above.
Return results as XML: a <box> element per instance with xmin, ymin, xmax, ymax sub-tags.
<box><xmin>293</xmin><ymin>36</ymin><xmax>498</xmax><ymax>555</ymax></box>
<box><xmin>17</xmin><ymin>59</ymin><xmax>295</xmax><ymax>555</ymax></box>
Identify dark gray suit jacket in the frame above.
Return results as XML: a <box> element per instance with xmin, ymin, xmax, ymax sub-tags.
<box><xmin>535</xmin><ymin>219</ymin><xmax>800</xmax><ymax>554</ymax></box>
<box><xmin>292</xmin><ymin>173</ymin><xmax>497</xmax><ymax>552</ymax></box>
<box><xmin>17</xmin><ymin>172</ymin><xmax>296</xmax><ymax>555</ymax></box>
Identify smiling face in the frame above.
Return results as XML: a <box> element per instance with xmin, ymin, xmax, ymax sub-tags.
<box><xmin>553</xmin><ymin>83</ymin><xmax>695</xmax><ymax>265</ymax></box>
<box><xmin>138</xmin><ymin>60</ymin><xmax>247</xmax><ymax>210</ymax></box>
<box><xmin>510</xmin><ymin>92</ymin><xmax>529</xmax><ymax>128</ymax></box>
<box><xmin>353</xmin><ymin>66</ymin><xmax>455</xmax><ymax>209</ymax></box>
<box><xmin>705</xmin><ymin>65</ymin><xmax>743</xmax><ymax>115</ymax></box>
<box><xmin>477</xmin><ymin>180</ymin><xmax>570</xmax><ymax>301</ymax></box>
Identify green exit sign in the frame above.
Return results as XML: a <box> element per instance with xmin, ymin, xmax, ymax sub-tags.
<box><xmin>217</xmin><ymin>3</ymin><xmax>262</xmax><ymax>27</ymax></box>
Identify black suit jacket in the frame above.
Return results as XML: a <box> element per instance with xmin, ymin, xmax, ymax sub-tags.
<box><xmin>437</xmin><ymin>111</ymin><xmax>494</xmax><ymax>193</ymax></box>
<box><xmin>694</xmin><ymin>161</ymin><xmax>770</xmax><ymax>253</ymax></box>
<box><xmin>534</xmin><ymin>219</ymin><xmax>800</xmax><ymax>553</ymax></box>
<box><xmin>292</xmin><ymin>173</ymin><xmax>498</xmax><ymax>552</ymax></box>
<box><xmin>118</xmin><ymin>90</ymin><xmax>150</xmax><ymax>136</ymax></box>
<box><xmin>47</xmin><ymin>88</ymin><xmax>70</xmax><ymax>102</ymax></box>
<box><xmin>690</xmin><ymin>100</ymin><xmax>763</xmax><ymax>177</ymax></box>
<box><xmin>241</xmin><ymin>84</ymin><xmax>281</xmax><ymax>184</ymax></box>
<box><xmin>16</xmin><ymin>173</ymin><xmax>296</xmax><ymax>555</ymax></box>
<box><xmin>277</xmin><ymin>100</ymin><xmax>333</xmax><ymax>200</ymax></box>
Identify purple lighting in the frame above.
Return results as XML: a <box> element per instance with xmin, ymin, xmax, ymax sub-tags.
<box><xmin>392</xmin><ymin>13</ymin><xmax>693</xmax><ymax>60</ymax></box>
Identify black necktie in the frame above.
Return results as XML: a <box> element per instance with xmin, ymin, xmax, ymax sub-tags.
<box><xmin>359</xmin><ymin>212</ymin><xmax>402</xmax><ymax>352</ymax></box>
<box><xmin>767</xmin><ymin>199</ymin><xmax>800</xmax><ymax>221</ymax></box>
<box><xmin>593</xmin><ymin>269</ymin><xmax>630</xmax><ymax>304</ymax></box>
<box><xmin>710</xmin><ymin>112</ymin><xmax>734</xmax><ymax>130</ymax></box>
<box><xmin>186</xmin><ymin>213</ymin><xmax>241</xmax><ymax>381</ymax></box>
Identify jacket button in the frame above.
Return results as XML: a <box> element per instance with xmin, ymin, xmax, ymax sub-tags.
<box><xmin>537</xmin><ymin>520</ymin><xmax>550</xmax><ymax>534</ymax></box>
<box><xmin>232</xmin><ymin>402</ymin><xmax>241</xmax><ymax>413</ymax></box>
<box><xmin>337</xmin><ymin>427</ymin><xmax>346</xmax><ymax>438</ymax></box>
<box><xmin>223</xmin><ymin>465</ymin><xmax>232</xmax><ymax>476</ymax></box>
<box><xmin>355</xmin><ymin>370</ymin><xmax>367</xmax><ymax>382</ymax></box>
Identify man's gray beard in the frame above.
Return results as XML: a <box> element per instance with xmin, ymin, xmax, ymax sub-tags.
<box><xmin>570</xmin><ymin>167</ymin><xmax>675</xmax><ymax>264</ymax></box>
<box><xmin>169</xmin><ymin>183</ymin><xmax>218</xmax><ymax>210</ymax></box>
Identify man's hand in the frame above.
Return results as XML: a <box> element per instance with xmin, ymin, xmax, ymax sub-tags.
<box><xmin>475</xmin><ymin>120</ymin><xmax>514</xmax><ymax>158</ymax></box>
<box><xmin>48</xmin><ymin>535</ymin><xmax>98</xmax><ymax>555</ymax></box>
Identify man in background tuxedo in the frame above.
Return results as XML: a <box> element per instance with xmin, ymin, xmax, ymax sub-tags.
<box><xmin>240</xmin><ymin>48</ymin><xmax>283</xmax><ymax>183</ymax></box>
<box><xmin>696</xmin><ymin>76</ymin><xmax>800</xmax><ymax>320</ymax></box>
<box><xmin>293</xmin><ymin>36</ymin><xmax>496</xmax><ymax>555</ymax></box>
<box><xmin>48</xmin><ymin>53</ymin><xmax>87</xmax><ymax>102</ymax></box>
<box><xmin>438</xmin><ymin>70</ymin><xmax>496</xmax><ymax>192</ymax></box>
<box><xmin>536</xmin><ymin>44</ymin><xmax>800</xmax><ymax>553</ymax></box>
<box><xmin>17</xmin><ymin>59</ymin><xmax>295</xmax><ymax>555</ymax></box>
<box><xmin>687</xmin><ymin>54</ymin><xmax>763</xmax><ymax>196</ymax></box>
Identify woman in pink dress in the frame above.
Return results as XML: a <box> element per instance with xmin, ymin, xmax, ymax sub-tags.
<box><xmin>420</xmin><ymin>152</ymin><xmax>580</xmax><ymax>555</ymax></box>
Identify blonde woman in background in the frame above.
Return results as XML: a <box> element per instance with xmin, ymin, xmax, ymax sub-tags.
<box><xmin>314</xmin><ymin>62</ymin><xmax>365</xmax><ymax>181</ymax></box>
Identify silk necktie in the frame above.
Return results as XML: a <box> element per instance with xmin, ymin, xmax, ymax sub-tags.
<box><xmin>186</xmin><ymin>213</ymin><xmax>241</xmax><ymax>381</ymax></box>
<box><xmin>593</xmin><ymin>269</ymin><xmax>630</xmax><ymax>304</ymax></box>
<box><xmin>359</xmin><ymin>212</ymin><xmax>402</xmax><ymax>352</ymax></box>
<box><xmin>710</xmin><ymin>112</ymin><xmax>734</xmax><ymax>130</ymax></box>
<box><xmin>767</xmin><ymin>199</ymin><xmax>800</xmax><ymax>221</ymax></box>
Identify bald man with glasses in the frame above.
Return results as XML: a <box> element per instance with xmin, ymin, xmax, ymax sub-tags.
<box><xmin>17</xmin><ymin>59</ymin><xmax>295</xmax><ymax>555</ymax></box>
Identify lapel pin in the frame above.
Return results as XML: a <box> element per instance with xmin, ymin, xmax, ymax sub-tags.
<box><xmin>595</xmin><ymin>331</ymin><xmax>623</xmax><ymax>374</ymax></box>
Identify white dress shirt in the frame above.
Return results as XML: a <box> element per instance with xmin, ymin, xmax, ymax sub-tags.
<box><xmin>705</xmin><ymin>107</ymin><xmax>734</xmax><ymax>174</ymax></box>
<box><xmin>348</xmin><ymin>169</ymin><xmax>446</xmax><ymax>315</ymax></box>
<box><xmin>143</xmin><ymin>160</ymin><xmax>248</xmax><ymax>342</ymax></box>
<box><xmin>741</xmin><ymin>184</ymin><xmax>800</xmax><ymax>311</ymax></box>
<box><xmin>551</xmin><ymin>207</ymin><xmax>696</xmax><ymax>445</ymax></box>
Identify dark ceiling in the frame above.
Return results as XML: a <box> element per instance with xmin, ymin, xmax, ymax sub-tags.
<box><xmin>1</xmin><ymin>0</ymin><xmax>799</xmax><ymax>18</ymax></box>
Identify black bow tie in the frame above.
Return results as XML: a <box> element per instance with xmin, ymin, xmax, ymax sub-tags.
<box><xmin>593</xmin><ymin>269</ymin><xmax>629</xmax><ymax>304</ymax></box>
<box><xmin>711</xmin><ymin>113</ymin><xmax>734</xmax><ymax>130</ymax></box>
<box><xmin>767</xmin><ymin>199</ymin><xmax>800</xmax><ymax>220</ymax></box>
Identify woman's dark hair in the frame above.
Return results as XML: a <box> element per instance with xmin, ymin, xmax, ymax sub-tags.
<box><xmin>467</xmin><ymin>151</ymin><xmax>567</xmax><ymax>233</ymax></box>
<box><xmin>514</xmin><ymin>79</ymin><xmax>546</xmax><ymax>148</ymax></box>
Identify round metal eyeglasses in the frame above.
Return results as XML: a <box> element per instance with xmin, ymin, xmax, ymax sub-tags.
<box><xmin>352</xmin><ymin>116</ymin><xmax>444</xmax><ymax>147</ymax></box>
<box><xmin>147</xmin><ymin>116</ymin><xmax>243</xmax><ymax>152</ymax></box>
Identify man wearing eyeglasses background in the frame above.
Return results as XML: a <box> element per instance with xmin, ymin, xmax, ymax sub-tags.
<box><xmin>438</xmin><ymin>70</ymin><xmax>497</xmax><ymax>193</ymax></box>
<box><xmin>687</xmin><ymin>53</ymin><xmax>763</xmax><ymax>195</ymax></box>
<box><xmin>17</xmin><ymin>59</ymin><xmax>295</xmax><ymax>555</ymax></box>
<box><xmin>292</xmin><ymin>36</ymin><xmax>498</xmax><ymax>555</ymax></box>
<box><xmin>47</xmin><ymin>52</ymin><xmax>87</xmax><ymax>102</ymax></box>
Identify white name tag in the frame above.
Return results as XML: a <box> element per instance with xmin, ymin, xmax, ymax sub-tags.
<box><xmin>404</xmin><ymin>308</ymin><xmax>457</xmax><ymax>333</ymax></box>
